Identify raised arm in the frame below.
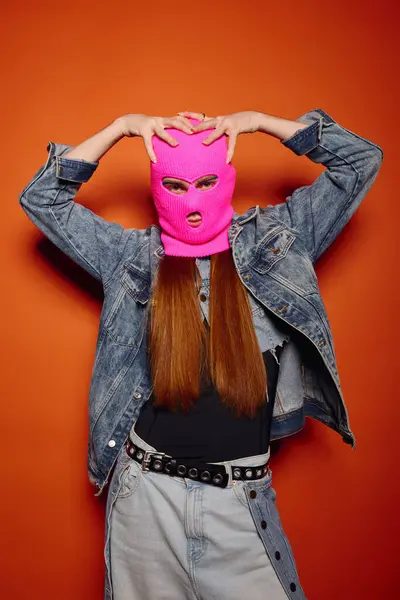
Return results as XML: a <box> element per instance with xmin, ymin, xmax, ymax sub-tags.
<box><xmin>18</xmin><ymin>114</ymin><xmax>195</xmax><ymax>285</ymax></box>
<box><xmin>261</xmin><ymin>108</ymin><xmax>384</xmax><ymax>264</ymax></box>
<box><xmin>191</xmin><ymin>108</ymin><xmax>384</xmax><ymax>265</ymax></box>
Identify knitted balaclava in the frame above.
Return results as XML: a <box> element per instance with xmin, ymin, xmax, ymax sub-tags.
<box><xmin>150</xmin><ymin>118</ymin><xmax>236</xmax><ymax>257</ymax></box>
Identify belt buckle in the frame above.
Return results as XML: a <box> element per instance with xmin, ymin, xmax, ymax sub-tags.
<box><xmin>141</xmin><ymin>450</ymin><xmax>170</xmax><ymax>472</ymax></box>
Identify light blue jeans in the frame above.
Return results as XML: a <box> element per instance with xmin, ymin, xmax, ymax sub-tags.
<box><xmin>107</xmin><ymin>426</ymin><xmax>303</xmax><ymax>599</ymax></box>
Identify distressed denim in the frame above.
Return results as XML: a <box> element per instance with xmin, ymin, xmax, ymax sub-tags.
<box><xmin>195</xmin><ymin>252</ymin><xmax>291</xmax><ymax>361</ymax></box>
<box><xmin>18</xmin><ymin>107</ymin><xmax>384</xmax><ymax>500</ymax></box>
<box><xmin>106</xmin><ymin>426</ymin><xmax>306</xmax><ymax>600</ymax></box>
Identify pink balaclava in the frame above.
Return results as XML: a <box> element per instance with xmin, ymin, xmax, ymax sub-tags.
<box><xmin>150</xmin><ymin>118</ymin><xmax>236</xmax><ymax>257</ymax></box>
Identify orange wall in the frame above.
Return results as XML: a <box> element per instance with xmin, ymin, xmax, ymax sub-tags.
<box><xmin>2</xmin><ymin>1</ymin><xmax>397</xmax><ymax>598</ymax></box>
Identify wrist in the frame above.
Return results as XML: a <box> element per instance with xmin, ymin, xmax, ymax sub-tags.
<box><xmin>112</xmin><ymin>116</ymin><xmax>129</xmax><ymax>139</ymax></box>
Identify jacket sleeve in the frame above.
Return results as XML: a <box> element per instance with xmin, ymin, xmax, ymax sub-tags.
<box><xmin>267</xmin><ymin>108</ymin><xmax>384</xmax><ymax>264</ymax></box>
<box><xmin>19</xmin><ymin>141</ymin><xmax>138</xmax><ymax>285</ymax></box>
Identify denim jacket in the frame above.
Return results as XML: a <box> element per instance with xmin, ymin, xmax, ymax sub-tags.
<box><xmin>18</xmin><ymin>108</ymin><xmax>384</xmax><ymax>498</ymax></box>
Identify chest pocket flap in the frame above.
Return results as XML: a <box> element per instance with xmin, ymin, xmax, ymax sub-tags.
<box><xmin>121</xmin><ymin>265</ymin><xmax>151</xmax><ymax>304</ymax></box>
<box><xmin>249</xmin><ymin>226</ymin><xmax>296</xmax><ymax>275</ymax></box>
<box><xmin>103</xmin><ymin>264</ymin><xmax>151</xmax><ymax>348</ymax></box>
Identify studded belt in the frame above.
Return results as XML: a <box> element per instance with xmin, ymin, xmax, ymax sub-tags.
<box><xmin>125</xmin><ymin>438</ymin><xmax>270</xmax><ymax>488</ymax></box>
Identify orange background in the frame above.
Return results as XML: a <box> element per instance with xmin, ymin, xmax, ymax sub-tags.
<box><xmin>2</xmin><ymin>1</ymin><xmax>397</xmax><ymax>598</ymax></box>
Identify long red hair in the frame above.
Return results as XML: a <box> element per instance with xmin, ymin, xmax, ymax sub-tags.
<box><xmin>148</xmin><ymin>248</ymin><xmax>267</xmax><ymax>417</ymax></box>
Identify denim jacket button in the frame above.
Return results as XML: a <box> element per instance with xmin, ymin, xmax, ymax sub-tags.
<box><xmin>290</xmin><ymin>583</ymin><xmax>297</xmax><ymax>592</ymax></box>
<box><xmin>134</xmin><ymin>392</ymin><xmax>142</xmax><ymax>399</ymax></box>
<box><xmin>108</xmin><ymin>439</ymin><xmax>116</xmax><ymax>448</ymax></box>
<box><xmin>249</xmin><ymin>490</ymin><xmax>257</xmax><ymax>499</ymax></box>
<box><xmin>260</xmin><ymin>520</ymin><xmax>267</xmax><ymax>529</ymax></box>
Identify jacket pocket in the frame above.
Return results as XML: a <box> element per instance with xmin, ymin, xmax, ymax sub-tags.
<box><xmin>103</xmin><ymin>265</ymin><xmax>150</xmax><ymax>347</ymax></box>
<box><xmin>249</xmin><ymin>227</ymin><xmax>296</xmax><ymax>275</ymax></box>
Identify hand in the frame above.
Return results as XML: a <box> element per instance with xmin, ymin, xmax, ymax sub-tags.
<box><xmin>178</xmin><ymin>111</ymin><xmax>264</xmax><ymax>163</ymax></box>
<box><xmin>114</xmin><ymin>114</ymin><xmax>196</xmax><ymax>163</ymax></box>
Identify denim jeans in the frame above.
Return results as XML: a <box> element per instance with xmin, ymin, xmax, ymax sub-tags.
<box><xmin>107</xmin><ymin>426</ymin><xmax>306</xmax><ymax>599</ymax></box>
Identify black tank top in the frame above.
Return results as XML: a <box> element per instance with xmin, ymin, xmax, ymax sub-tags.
<box><xmin>134</xmin><ymin>342</ymin><xmax>284</xmax><ymax>462</ymax></box>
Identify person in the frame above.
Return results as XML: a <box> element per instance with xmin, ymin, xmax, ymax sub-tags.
<box><xmin>18</xmin><ymin>109</ymin><xmax>383</xmax><ymax>600</ymax></box>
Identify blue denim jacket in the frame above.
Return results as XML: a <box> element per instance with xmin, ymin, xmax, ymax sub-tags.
<box><xmin>18</xmin><ymin>108</ymin><xmax>383</xmax><ymax>499</ymax></box>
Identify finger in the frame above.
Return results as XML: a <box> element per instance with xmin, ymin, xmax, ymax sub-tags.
<box><xmin>191</xmin><ymin>118</ymin><xmax>218</xmax><ymax>133</ymax></box>
<box><xmin>226</xmin><ymin>133</ymin><xmax>237</xmax><ymax>163</ymax></box>
<box><xmin>177</xmin><ymin>111</ymin><xmax>208</xmax><ymax>121</ymax></box>
<box><xmin>143</xmin><ymin>135</ymin><xmax>157</xmax><ymax>163</ymax></box>
<box><xmin>166</xmin><ymin>116</ymin><xmax>194</xmax><ymax>134</ymax></box>
<box><xmin>176</xmin><ymin>115</ymin><xmax>196</xmax><ymax>131</ymax></box>
<box><xmin>202</xmin><ymin>125</ymin><xmax>226</xmax><ymax>145</ymax></box>
<box><xmin>155</xmin><ymin>126</ymin><xmax>179</xmax><ymax>146</ymax></box>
